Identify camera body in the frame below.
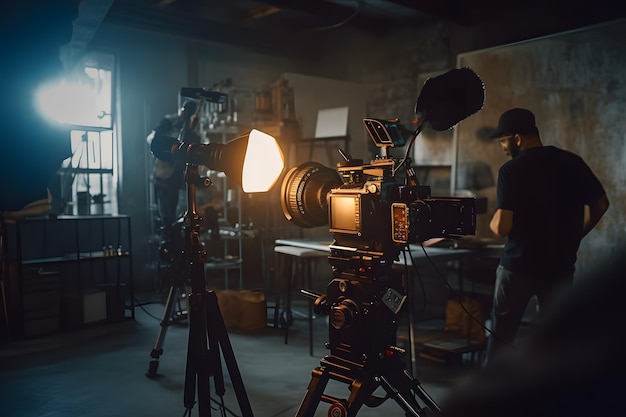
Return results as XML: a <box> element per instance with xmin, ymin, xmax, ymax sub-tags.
<box><xmin>328</xmin><ymin>157</ymin><xmax>475</xmax><ymax>255</ymax></box>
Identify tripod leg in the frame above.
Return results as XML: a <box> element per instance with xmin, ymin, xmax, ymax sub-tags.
<box><xmin>295</xmin><ymin>365</ymin><xmax>331</xmax><ymax>417</ymax></box>
<box><xmin>206</xmin><ymin>292</ymin><xmax>225</xmax><ymax>398</ymax></box>
<box><xmin>378</xmin><ymin>375</ymin><xmax>423</xmax><ymax>417</ymax></box>
<box><xmin>412</xmin><ymin>380</ymin><xmax>441</xmax><ymax>414</ymax></box>
<box><xmin>183</xmin><ymin>291</ymin><xmax>213</xmax><ymax>417</ymax></box>
<box><xmin>205</xmin><ymin>290</ymin><xmax>254</xmax><ymax>417</ymax></box>
<box><xmin>379</xmin><ymin>369</ymin><xmax>441</xmax><ymax>417</ymax></box>
<box><xmin>147</xmin><ymin>285</ymin><xmax>180</xmax><ymax>378</ymax></box>
<box><xmin>342</xmin><ymin>378</ymin><xmax>378</xmax><ymax>417</ymax></box>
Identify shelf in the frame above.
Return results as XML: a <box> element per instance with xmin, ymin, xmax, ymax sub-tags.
<box><xmin>1</xmin><ymin>215</ymin><xmax>134</xmax><ymax>340</ymax></box>
<box><xmin>23</xmin><ymin>253</ymin><xmax>131</xmax><ymax>265</ymax></box>
<box><xmin>205</xmin><ymin>124</ymin><xmax>240</xmax><ymax>136</ymax></box>
<box><xmin>204</xmin><ymin>258</ymin><xmax>243</xmax><ymax>270</ymax></box>
<box><xmin>198</xmin><ymin>120</ymin><xmax>246</xmax><ymax>289</ymax></box>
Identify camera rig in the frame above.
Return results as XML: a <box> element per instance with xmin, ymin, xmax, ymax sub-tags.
<box><xmin>280</xmin><ymin>67</ymin><xmax>485</xmax><ymax>417</ymax></box>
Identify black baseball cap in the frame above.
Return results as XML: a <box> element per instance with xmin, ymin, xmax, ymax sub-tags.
<box><xmin>493</xmin><ymin>108</ymin><xmax>538</xmax><ymax>138</ymax></box>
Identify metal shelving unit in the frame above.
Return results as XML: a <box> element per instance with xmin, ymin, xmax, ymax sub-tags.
<box><xmin>1</xmin><ymin>215</ymin><xmax>134</xmax><ymax>340</ymax></box>
<box><xmin>202</xmin><ymin>124</ymin><xmax>246</xmax><ymax>289</ymax></box>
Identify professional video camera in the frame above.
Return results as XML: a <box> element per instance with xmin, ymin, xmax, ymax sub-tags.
<box><xmin>280</xmin><ymin>68</ymin><xmax>485</xmax><ymax>417</ymax></box>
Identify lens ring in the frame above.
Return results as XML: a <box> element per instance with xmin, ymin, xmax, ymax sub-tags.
<box><xmin>280</xmin><ymin>162</ymin><xmax>341</xmax><ymax>228</ymax></box>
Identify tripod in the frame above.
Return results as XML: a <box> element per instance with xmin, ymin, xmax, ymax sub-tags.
<box><xmin>295</xmin><ymin>252</ymin><xmax>441</xmax><ymax>417</ymax></box>
<box><xmin>147</xmin><ymin>162</ymin><xmax>254</xmax><ymax>417</ymax></box>
<box><xmin>296</xmin><ymin>352</ymin><xmax>440</xmax><ymax>417</ymax></box>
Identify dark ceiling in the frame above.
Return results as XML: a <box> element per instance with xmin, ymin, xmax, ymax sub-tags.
<box><xmin>76</xmin><ymin>1</ymin><xmax>625</xmax><ymax>56</ymax></box>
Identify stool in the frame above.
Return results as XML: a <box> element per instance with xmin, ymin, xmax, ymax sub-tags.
<box><xmin>273</xmin><ymin>245</ymin><xmax>328</xmax><ymax>356</ymax></box>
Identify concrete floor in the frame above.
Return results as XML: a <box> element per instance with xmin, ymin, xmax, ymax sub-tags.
<box><xmin>0</xmin><ymin>293</ymin><xmax>480</xmax><ymax>417</ymax></box>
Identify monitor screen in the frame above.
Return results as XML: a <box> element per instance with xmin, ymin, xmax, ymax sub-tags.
<box><xmin>329</xmin><ymin>194</ymin><xmax>360</xmax><ymax>235</ymax></box>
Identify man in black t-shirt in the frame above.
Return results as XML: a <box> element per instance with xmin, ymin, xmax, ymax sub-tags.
<box><xmin>483</xmin><ymin>108</ymin><xmax>609</xmax><ymax>365</ymax></box>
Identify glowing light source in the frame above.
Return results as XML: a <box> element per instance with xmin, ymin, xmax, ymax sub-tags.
<box><xmin>34</xmin><ymin>66</ymin><xmax>111</xmax><ymax>127</ymax></box>
<box><xmin>241</xmin><ymin>129</ymin><xmax>285</xmax><ymax>193</ymax></box>
<box><xmin>150</xmin><ymin>129</ymin><xmax>285</xmax><ymax>193</ymax></box>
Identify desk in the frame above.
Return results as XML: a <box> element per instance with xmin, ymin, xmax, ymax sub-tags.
<box><xmin>275</xmin><ymin>238</ymin><xmax>470</xmax><ymax>265</ymax></box>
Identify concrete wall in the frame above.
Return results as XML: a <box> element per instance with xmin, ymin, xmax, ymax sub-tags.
<box><xmin>456</xmin><ymin>20</ymin><xmax>626</xmax><ymax>278</ymax></box>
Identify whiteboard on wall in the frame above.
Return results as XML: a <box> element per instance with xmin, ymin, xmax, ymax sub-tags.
<box><xmin>315</xmin><ymin>106</ymin><xmax>349</xmax><ymax>138</ymax></box>
<box><xmin>283</xmin><ymin>72</ymin><xmax>367</xmax><ymax>167</ymax></box>
<box><xmin>454</xmin><ymin>19</ymin><xmax>626</xmax><ymax>275</ymax></box>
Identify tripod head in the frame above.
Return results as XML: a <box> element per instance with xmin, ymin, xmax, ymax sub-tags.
<box><xmin>303</xmin><ymin>250</ymin><xmax>407</xmax><ymax>366</ymax></box>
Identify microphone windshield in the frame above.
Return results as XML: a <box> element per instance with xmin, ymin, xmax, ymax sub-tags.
<box><xmin>415</xmin><ymin>67</ymin><xmax>485</xmax><ymax>131</ymax></box>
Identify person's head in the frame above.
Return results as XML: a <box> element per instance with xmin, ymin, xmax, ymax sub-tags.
<box><xmin>493</xmin><ymin>108</ymin><xmax>542</xmax><ymax>158</ymax></box>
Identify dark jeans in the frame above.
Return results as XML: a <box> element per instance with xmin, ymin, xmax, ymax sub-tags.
<box><xmin>482</xmin><ymin>265</ymin><xmax>572</xmax><ymax>366</ymax></box>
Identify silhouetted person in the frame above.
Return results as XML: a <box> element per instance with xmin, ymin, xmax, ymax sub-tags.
<box><xmin>147</xmin><ymin>100</ymin><xmax>201</xmax><ymax>236</ymax></box>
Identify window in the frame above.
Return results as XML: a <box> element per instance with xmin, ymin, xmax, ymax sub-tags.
<box><xmin>39</xmin><ymin>50</ymin><xmax>118</xmax><ymax>215</ymax></box>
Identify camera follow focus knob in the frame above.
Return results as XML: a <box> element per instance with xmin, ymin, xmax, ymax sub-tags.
<box><xmin>330</xmin><ymin>299</ymin><xmax>359</xmax><ymax>330</ymax></box>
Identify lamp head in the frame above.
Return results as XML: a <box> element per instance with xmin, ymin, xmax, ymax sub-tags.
<box><xmin>150</xmin><ymin>129</ymin><xmax>284</xmax><ymax>193</ymax></box>
<box><xmin>214</xmin><ymin>129</ymin><xmax>285</xmax><ymax>193</ymax></box>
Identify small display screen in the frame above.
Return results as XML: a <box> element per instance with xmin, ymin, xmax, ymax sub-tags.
<box><xmin>329</xmin><ymin>194</ymin><xmax>360</xmax><ymax>234</ymax></box>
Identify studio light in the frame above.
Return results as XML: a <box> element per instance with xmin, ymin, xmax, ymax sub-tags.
<box><xmin>150</xmin><ymin>128</ymin><xmax>284</xmax><ymax>193</ymax></box>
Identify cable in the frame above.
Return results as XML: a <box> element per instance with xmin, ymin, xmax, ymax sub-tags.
<box><xmin>401</xmin><ymin>247</ymin><xmax>427</xmax><ymax>313</ymax></box>
<box><xmin>133</xmin><ymin>296</ymin><xmax>173</xmax><ymax>322</ymax></box>
<box><xmin>410</xmin><ymin>243</ymin><xmax>495</xmax><ymax>338</ymax></box>
<box><xmin>391</xmin><ymin>125</ymin><xmax>422</xmax><ymax>178</ymax></box>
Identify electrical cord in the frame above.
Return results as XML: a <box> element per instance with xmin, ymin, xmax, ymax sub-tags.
<box><xmin>133</xmin><ymin>296</ymin><xmax>169</xmax><ymax>321</ymax></box>
<box><xmin>409</xmin><ymin>242</ymin><xmax>521</xmax><ymax>355</ymax></box>
<box><xmin>401</xmin><ymin>248</ymin><xmax>428</xmax><ymax>314</ymax></box>
<box><xmin>408</xmin><ymin>243</ymin><xmax>494</xmax><ymax>338</ymax></box>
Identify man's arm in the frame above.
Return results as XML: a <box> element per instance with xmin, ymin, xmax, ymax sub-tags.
<box><xmin>490</xmin><ymin>208</ymin><xmax>513</xmax><ymax>237</ymax></box>
<box><xmin>582</xmin><ymin>193</ymin><xmax>609</xmax><ymax>237</ymax></box>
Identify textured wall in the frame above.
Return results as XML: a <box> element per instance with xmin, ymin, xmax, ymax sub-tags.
<box><xmin>456</xmin><ymin>20</ymin><xmax>626</xmax><ymax>277</ymax></box>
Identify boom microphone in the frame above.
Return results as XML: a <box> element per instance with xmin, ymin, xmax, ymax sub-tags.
<box><xmin>415</xmin><ymin>67</ymin><xmax>485</xmax><ymax>131</ymax></box>
<box><xmin>179</xmin><ymin>87</ymin><xmax>227</xmax><ymax>103</ymax></box>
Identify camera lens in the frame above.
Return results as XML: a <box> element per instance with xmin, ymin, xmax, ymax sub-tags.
<box><xmin>280</xmin><ymin>161</ymin><xmax>342</xmax><ymax>228</ymax></box>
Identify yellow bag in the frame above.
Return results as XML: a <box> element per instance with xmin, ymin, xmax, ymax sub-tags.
<box><xmin>213</xmin><ymin>289</ymin><xmax>267</xmax><ymax>330</ymax></box>
<box><xmin>444</xmin><ymin>296</ymin><xmax>485</xmax><ymax>342</ymax></box>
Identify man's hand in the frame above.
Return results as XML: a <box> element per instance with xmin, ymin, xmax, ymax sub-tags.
<box><xmin>582</xmin><ymin>194</ymin><xmax>609</xmax><ymax>237</ymax></box>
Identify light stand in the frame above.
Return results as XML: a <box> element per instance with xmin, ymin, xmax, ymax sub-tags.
<box><xmin>176</xmin><ymin>161</ymin><xmax>254</xmax><ymax>417</ymax></box>
<box><xmin>145</xmin><ymin>87</ymin><xmax>284</xmax><ymax>417</ymax></box>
